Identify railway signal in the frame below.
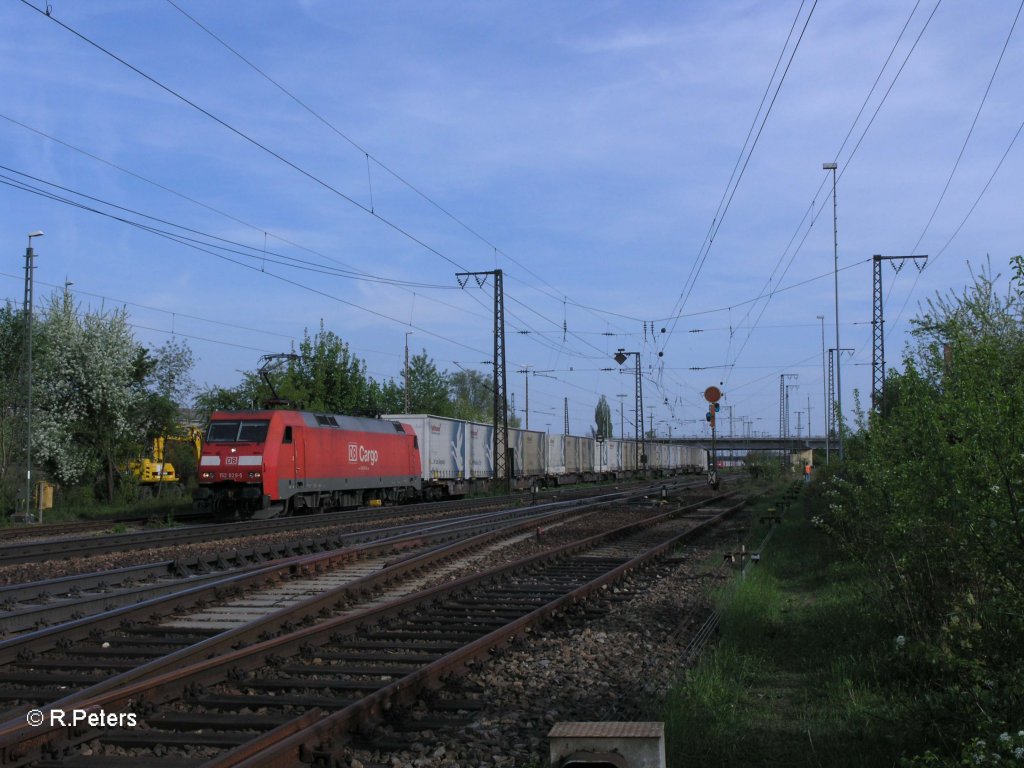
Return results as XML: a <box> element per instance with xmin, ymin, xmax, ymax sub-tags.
<box><xmin>704</xmin><ymin>386</ymin><xmax>723</xmax><ymax>490</ymax></box>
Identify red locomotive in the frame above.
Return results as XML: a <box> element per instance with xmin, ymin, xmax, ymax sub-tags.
<box><xmin>192</xmin><ymin>410</ymin><xmax>421</xmax><ymax>518</ymax></box>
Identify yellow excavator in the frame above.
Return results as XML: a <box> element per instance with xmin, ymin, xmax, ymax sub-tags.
<box><xmin>128</xmin><ymin>427</ymin><xmax>203</xmax><ymax>494</ymax></box>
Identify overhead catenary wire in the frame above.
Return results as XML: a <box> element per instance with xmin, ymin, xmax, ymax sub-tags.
<box><xmin>0</xmin><ymin>165</ymin><xmax>454</xmax><ymax>290</ymax></box>
<box><xmin>877</xmin><ymin>0</ymin><xmax>1024</xmax><ymax>354</ymax></box>
<box><xmin>170</xmin><ymin>0</ymin><xmax>630</xmax><ymax>364</ymax></box>
<box><xmin>8</xmin><ymin>2</ymin><xmax>1015</xmax><ymax>436</ymax></box>
<box><xmin>7</xmin><ymin>4</ymin><xmax>626</xmax><ymax>374</ymax></box>
<box><xmin>0</xmin><ymin>170</ymin><xmax>494</xmax><ymax>360</ymax></box>
<box><xmin>661</xmin><ymin>0</ymin><xmax>819</xmax><ymax>354</ymax></box>
<box><xmin>8</xmin><ymin>3</ymin><xmax>880</xmax><ymax>377</ymax></box>
<box><xmin>163</xmin><ymin>0</ymin><xmax>635</xmax><ymax>344</ymax></box>
<box><xmin>714</xmin><ymin>0</ymin><xmax>943</xmax><ymax>397</ymax></box>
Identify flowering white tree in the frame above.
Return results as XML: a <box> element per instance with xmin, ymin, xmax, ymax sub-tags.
<box><xmin>33</xmin><ymin>293</ymin><xmax>144</xmax><ymax>500</ymax></box>
<box><xmin>0</xmin><ymin>303</ymin><xmax>27</xmax><ymax>509</ymax></box>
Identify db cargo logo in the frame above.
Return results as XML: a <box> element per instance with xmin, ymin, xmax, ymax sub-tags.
<box><xmin>348</xmin><ymin>444</ymin><xmax>379</xmax><ymax>465</ymax></box>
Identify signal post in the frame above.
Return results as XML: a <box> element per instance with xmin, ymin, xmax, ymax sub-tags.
<box><xmin>704</xmin><ymin>385</ymin><xmax>722</xmax><ymax>490</ymax></box>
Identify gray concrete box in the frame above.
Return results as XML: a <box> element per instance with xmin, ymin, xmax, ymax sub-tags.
<box><xmin>548</xmin><ymin>722</ymin><xmax>666</xmax><ymax>768</ymax></box>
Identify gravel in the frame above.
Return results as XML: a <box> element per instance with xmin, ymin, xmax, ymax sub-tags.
<box><xmin>340</xmin><ymin>518</ymin><xmax>748</xmax><ymax>767</ymax></box>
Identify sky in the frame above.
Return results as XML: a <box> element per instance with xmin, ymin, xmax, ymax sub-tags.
<box><xmin>1</xmin><ymin>0</ymin><xmax>1022</xmax><ymax>440</ymax></box>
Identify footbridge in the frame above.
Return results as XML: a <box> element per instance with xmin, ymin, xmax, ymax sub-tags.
<box><xmin>665</xmin><ymin>436</ymin><xmax>829</xmax><ymax>452</ymax></box>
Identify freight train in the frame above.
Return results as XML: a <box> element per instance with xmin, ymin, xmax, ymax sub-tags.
<box><xmin>192</xmin><ymin>410</ymin><xmax>706</xmax><ymax>518</ymax></box>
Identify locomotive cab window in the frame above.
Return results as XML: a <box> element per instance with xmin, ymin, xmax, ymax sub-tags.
<box><xmin>207</xmin><ymin>420</ymin><xmax>270</xmax><ymax>443</ymax></box>
<box><xmin>282</xmin><ymin>426</ymin><xmax>293</xmax><ymax>444</ymax></box>
<box><xmin>238</xmin><ymin>420</ymin><xmax>270</xmax><ymax>442</ymax></box>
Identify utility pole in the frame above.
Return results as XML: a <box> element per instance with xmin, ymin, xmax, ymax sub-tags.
<box><xmin>785</xmin><ymin>384</ymin><xmax>800</xmax><ymax>438</ymax></box>
<box><xmin>823</xmin><ymin>161</ymin><xmax>844</xmax><ymax>460</ymax></box>
<box><xmin>872</xmin><ymin>254</ymin><xmax>927</xmax><ymax>410</ymax></box>
<box><xmin>563</xmin><ymin>397</ymin><xmax>569</xmax><ymax>436</ymax></box>
<box><xmin>403</xmin><ymin>331</ymin><xmax>413</xmax><ymax>412</ymax></box>
<box><xmin>23</xmin><ymin>231</ymin><xmax>43</xmax><ymax>521</ymax></box>
<box><xmin>778</xmin><ymin>373</ymin><xmax>797</xmax><ymax>468</ymax></box>
<box><xmin>517</xmin><ymin>367</ymin><xmax>530</xmax><ymax>429</ymax></box>
<box><xmin>724</xmin><ymin>404</ymin><xmax>734</xmax><ymax>467</ymax></box>
<box><xmin>456</xmin><ymin>270</ymin><xmax>509</xmax><ymax>493</ymax></box>
<box><xmin>616</xmin><ymin>394</ymin><xmax>627</xmax><ymax>440</ymax></box>
<box><xmin>828</xmin><ymin>348</ymin><xmax>854</xmax><ymax>454</ymax></box>
<box><xmin>817</xmin><ymin>315</ymin><xmax>828</xmax><ymax>464</ymax></box>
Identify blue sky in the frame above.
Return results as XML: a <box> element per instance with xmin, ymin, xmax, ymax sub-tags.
<box><xmin>2</xmin><ymin>1</ymin><xmax>1021</xmax><ymax>439</ymax></box>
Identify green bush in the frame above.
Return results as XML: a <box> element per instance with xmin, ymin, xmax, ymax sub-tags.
<box><xmin>821</xmin><ymin>259</ymin><xmax>1024</xmax><ymax>762</ymax></box>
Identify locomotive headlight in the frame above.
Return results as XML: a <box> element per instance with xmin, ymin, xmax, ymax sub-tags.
<box><xmin>249</xmin><ymin>471</ymin><xmax>262</xmax><ymax>479</ymax></box>
<box><xmin>200</xmin><ymin>471</ymin><xmax>215</xmax><ymax>480</ymax></box>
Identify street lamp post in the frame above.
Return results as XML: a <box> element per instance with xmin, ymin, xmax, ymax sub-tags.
<box><xmin>823</xmin><ymin>162</ymin><xmax>844</xmax><ymax>460</ymax></box>
<box><xmin>24</xmin><ymin>230</ymin><xmax>43</xmax><ymax>521</ymax></box>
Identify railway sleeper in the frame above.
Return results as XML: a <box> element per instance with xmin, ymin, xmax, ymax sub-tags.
<box><xmin>0</xmin><ymin>686</ymin><xmax>73</xmax><ymax>704</ymax></box>
<box><xmin>0</xmin><ymin>670</ymin><xmax>107</xmax><ymax>686</ymax></box>
<box><xmin>279</xmin><ymin>664</ymin><xmax>422</xmax><ymax>677</ymax></box>
<box><xmin>148</xmin><ymin>711</ymin><xmax>292</xmax><ymax>730</ymax></box>
<box><xmin>39</xmin><ymin>758</ymin><xmax>204</xmax><ymax>768</ymax></box>
<box><xmin>184</xmin><ymin>692</ymin><xmax>355</xmax><ymax>709</ymax></box>
<box><xmin>238</xmin><ymin>678</ymin><xmax>391</xmax><ymax>691</ymax></box>
<box><xmin>368</xmin><ymin>629</ymin><xmax>493</xmax><ymax>642</ymax></box>
<box><xmin>15</xmin><ymin>658</ymin><xmax>138</xmax><ymax>672</ymax></box>
<box><xmin>325</xmin><ymin>638</ymin><xmax>461</xmax><ymax>652</ymax></box>
<box><xmin>102</xmin><ymin>728</ymin><xmax>256</xmax><ymax>747</ymax></box>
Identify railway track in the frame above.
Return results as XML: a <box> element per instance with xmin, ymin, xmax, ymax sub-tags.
<box><xmin>0</xmin><ymin>485</ymin><xmax>746</xmax><ymax>767</ymax></box>
<box><xmin>0</xmin><ymin>480</ymin><xmax>696</xmax><ymax>569</ymax></box>
<box><xmin>0</xmin><ymin>512</ymin><xmax>212</xmax><ymax>544</ymax></box>
<box><xmin>0</xmin><ymin>481</ymin><xmax>666</xmax><ymax>640</ymax></box>
<box><xmin>0</xmin><ymin>482</ymin><xmax>698</xmax><ymax>719</ymax></box>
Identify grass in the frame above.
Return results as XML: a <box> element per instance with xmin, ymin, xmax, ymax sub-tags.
<box><xmin>2</xmin><ymin>487</ymin><xmax>192</xmax><ymax>527</ymax></box>
<box><xmin>662</xmin><ymin>489</ymin><xmax>917</xmax><ymax>767</ymax></box>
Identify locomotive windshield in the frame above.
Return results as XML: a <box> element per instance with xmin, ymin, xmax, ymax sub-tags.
<box><xmin>206</xmin><ymin>419</ymin><xmax>270</xmax><ymax>443</ymax></box>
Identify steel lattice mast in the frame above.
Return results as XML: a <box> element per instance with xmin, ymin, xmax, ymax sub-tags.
<box><xmin>871</xmin><ymin>254</ymin><xmax>927</xmax><ymax>411</ymax></box>
<box><xmin>456</xmin><ymin>270</ymin><xmax>509</xmax><ymax>493</ymax></box>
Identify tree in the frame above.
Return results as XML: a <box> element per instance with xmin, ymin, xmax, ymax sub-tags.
<box><xmin>284</xmin><ymin>323</ymin><xmax>371</xmax><ymax>413</ymax></box>
<box><xmin>820</xmin><ymin>259</ymin><xmax>1024</xmax><ymax>758</ymax></box>
<box><xmin>404</xmin><ymin>351</ymin><xmax>452</xmax><ymax>415</ymax></box>
<box><xmin>594</xmin><ymin>395</ymin><xmax>613</xmax><ymax>439</ymax></box>
<box><xmin>193</xmin><ymin>383</ymin><xmax>260</xmax><ymax>421</ymax></box>
<box><xmin>450</xmin><ymin>369</ymin><xmax>492</xmax><ymax>422</ymax></box>
<box><xmin>148</xmin><ymin>338</ymin><xmax>195</xmax><ymax>408</ymax></box>
<box><xmin>0</xmin><ymin>303</ymin><xmax>26</xmax><ymax>510</ymax></box>
<box><xmin>33</xmin><ymin>293</ymin><xmax>144</xmax><ymax>501</ymax></box>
